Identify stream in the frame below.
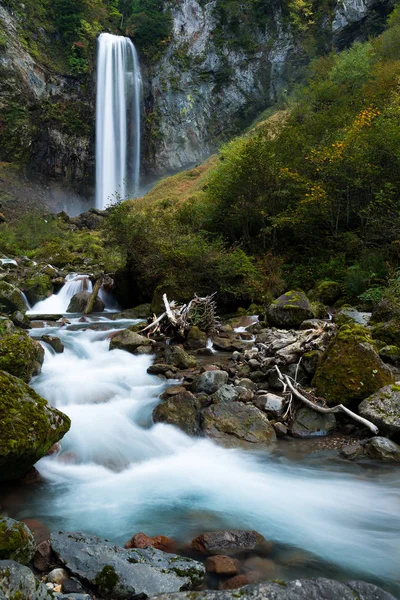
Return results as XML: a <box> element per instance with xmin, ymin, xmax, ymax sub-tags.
<box><xmin>1</xmin><ymin>276</ymin><xmax>400</xmax><ymax>596</ymax></box>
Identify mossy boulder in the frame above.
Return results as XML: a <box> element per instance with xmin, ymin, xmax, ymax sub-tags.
<box><xmin>371</xmin><ymin>320</ymin><xmax>400</xmax><ymax>347</ymax></box>
<box><xmin>0</xmin><ymin>370</ymin><xmax>71</xmax><ymax>481</ymax></box>
<box><xmin>370</xmin><ymin>298</ymin><xmax>400</xmax><ymax>325</ymax></box>
<box><xmin>266</xmin><ymin>291</ymin><xmax>313</xmax><ymax>329</ymax></box>
<box><xmin>109</xmin><ymin>329</ymin><xmax>152</xmax><ymax>354</ymax></box>
<box><xmin>0</xmin><ymin>329</ymin><xmax>44</xmax><ymax>382</ymax></box>
<box><xmin>165</xmin><ymin>346</ymin><xmax>197</xmax><ymax>369</ymax></box>
<box><xmin>310</xmin><ymin>302</ymin><xmax>329</xmax><ymax>319</ymax></box>
<box><xmin>0</xmin><ymin>517</ymin><xmax>36</xmax><ymax>565</ymax></box>
<box><xmin>312</xmin><ymin>325</ymin><xmax>394</xmax><ymax>407</ymax></box>
<box><xmin>358</xmin><ymin>385</ymin><xmax>400</xmax><ymax>436</ymax></box>
<box><xmin>334</xmin><ymin>307</ymin><xmax>370</xmax><ymax>327</ymax></box>
<box><xmin>23</xmin><ymin>273</ymin><xmax>53</xmax><ymax>305</ymax></box>
<box><xmin>153</xmin><ymin>392</ymin><xmax>201</xmax><ymax>435</ymax></box>
<box><xmin>111</xmin><ymin>304</ymin><xmax>152</xmax><ymax>320</ymax></box>
<box><xmin>0</xmin><ymin>281</ymin><xmax>26</xmax><ymax>314</ymax></box>
<box><xmin>310</xmin><ymin>281</ymin><xmax>342</xmax><ymax>306</ymax></box>
<box><xmin>67</xmin><ymin>291</ymin><xmax>105</xmax><ymax>313</ymax></box>
<box><xmin>379</xmin><ymin>345</ymin><xmax>400</xmax><ymax>365</ymax></box>
<box><xmin>185</xmin><ymin>326</ymin><xmax>208</xmax><ymax>350</ymax></box>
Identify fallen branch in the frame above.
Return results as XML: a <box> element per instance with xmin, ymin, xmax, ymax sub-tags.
<box><xmin>275</xmin><ymin>366</ymin><xmax>379</xmax><ymax>435</ymax></box>
<box><xmin>84</xmin><ymin>278</ymin><xmax>103</xmax><ymax>315</ymax></box>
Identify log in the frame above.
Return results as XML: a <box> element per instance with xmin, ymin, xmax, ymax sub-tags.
<box><xmin>275</xmin><ymin>366</ymin><xmax>379</xmax><ymax>435</ymax></box>
<box><xmin>84</xmin><ymin>278</ymin><xmax>103</xmax><ymax>315</ymax></box>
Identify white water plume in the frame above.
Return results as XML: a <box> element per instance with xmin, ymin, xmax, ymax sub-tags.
<box><xmin>95</xmin><ymin>33</ymin><xmax>142</xmax><ymax>210</ymax></box>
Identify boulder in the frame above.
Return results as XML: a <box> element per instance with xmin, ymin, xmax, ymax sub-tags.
<box><xmin>0</xmin><ymin>371</ymin><xmax>71</xmax><ymax>481</ymax></box>
<box><xmin>109</xmin><ymin>329</ymin><xmax>152</xmax><ymax>354</ymax></box>
<box><xmin>310</xmin><ymin>281</ymin><xmax>342</xmax><ymax>305</ymax></box>
<box><xmin>0</xmin><ymin>560</ymin><xmax>53</xmax><ymax>600</ymax></box>
<box><xmin>370</xmin><ymin>297</ymin><xmax>400</xmax><ymax>324</ymax></box>
<box><xmin>364</xmin><ymin>437</ymin><xmax>400</xmax><ymax>462</ymax></box>
<box><xmin>185</xmin><ymin>326</ymin><xmax>208</xmax><ymax>350</ymax></box>
<box><xmin>166</xmin><ymin>346</ymin><xmax>197</xmax><ymax>369</ymax></box>
<box><xmin>266</xmin><ymin>291</ymin><xmax>313</xmax><ymax>329</ymax></box>
<box><xmin>111</xmin><ymin>304</ymin><xmax>152</xmax><ymax>320</ymax></box>
<box><xmin>253</xmin><ymin>393</ymin><xmax>285</xmax><ymax>416</ymax></box>
<box><xmin>40</xmin><ymin>335</ymin><xmax>64</xmax><ymax>353</ymax></box>
<box><xmin>290</xmin><ymin>407</ymin><xmax>336</xmax><ymax>438</ymax></box>
<box><xmin>358</xmin><ymin>385</ymin><xmax>400</xmax><ymax>436</ymax></box>
<box><xmin>0</xmin><ymin>281</ymin><xmax>27</xmax><ymax>313</ymax></box>
<box><xmin>0</xmin><ymin>518</ymin><xmax>36</xmax><ymax>564</ymax></box>
<box><xmin>192</xmin><ymin>371</ymin><xmax>229</xmax><ymax>395</ymax></box>
<box><xmin>23</xmin><ymin>273</ymin><xmax>53</xmax><ymax>305</ymax></box>
<box><xmin>67</xmin><ymin>291</ymin><xmax>105</xmax><ymax>313</ymax></box>
<box><xmin>50</xmin><ymin>531</ymin><xmax>205</xmax><ymax>600</ymax></box>
<box><xmin>334</xmin><ymin>307</ymin><xmax>370</xmax><ymax>327</ymax></box>
<box><xmin>371</xmin><ymin>320</ymin><xmax>400</xmax><ymax>347</ymax></box>
<box><xmin>0</xmin><ymin>327</ymin><xmax>44</xmax><ymax>382</ymax></box>
<box><xmin>190</xmin><ymin>530</ymin><xmax>272</xmax><ymax>556</ymax></box>
<box><xmin>211</xmin><ymin>385</ymin><xmax>239</xmax><ymax>403</ymax></box>
<box><xmin>10</xmin><ymin>310</ymin><xmax>31</xmax><ymax>329</ymax></box>
<box><xmin>201</xmin><ymin>403</ymin><xmax>276</xmax><ymax>448</ymax></box>
<box><xmin>312</xmin><ymin>325</ymin><xmax>394</xmax><ymax>406</ymax></box>
<box><xmin>153</xmin><ymin>392</ymin><xmax>200</xmax><ymax>436</ymax></box>
<box><xmin>379</xmin><ymin>345</ymin><xmax>400</xmax><ymax>365</ymax></box>
<box><xmin>151</xmin><ymin>579</ymin><xmax>397</xmax><ymax>600</ymax></box>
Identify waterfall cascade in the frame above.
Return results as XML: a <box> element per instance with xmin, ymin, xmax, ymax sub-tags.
<box><xmin>95</xmin><ymin>33</ymin><xmax>142</xmax><ymax>210</ymax></box>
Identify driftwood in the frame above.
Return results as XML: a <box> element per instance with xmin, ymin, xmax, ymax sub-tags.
<box><xmin>84</xmin><ymin>274</ymin><xmax>114</xmax><ymax>315</ymax></box>
<box><xmin>275</xmin><ymin>366</ymin><xmax>379</xmax><ymax>435</ymax></box>
<box><xmin>141</xmin><ymin>293</ymin><xmax>220</xmax><ymax>337</ymax></box>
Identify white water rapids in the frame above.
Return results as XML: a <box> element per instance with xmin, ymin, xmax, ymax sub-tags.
<box><xmin>3</xmin><ymin>279</ymin><xmax>399</xmax><ymax>594</ymax></box>
<box><xmin>95</xmin><ymin>33</ymin><xmax>142</xmax><ymax>210</ymax></box>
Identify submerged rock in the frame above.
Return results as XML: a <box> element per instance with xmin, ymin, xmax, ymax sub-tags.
<box><xmin>0</xmin><ymin>517</ymin><xmax>36</xmax><ymax>565</ymax></box>
<box><xmin>201</xmin><ymin>403</ymin><xmax>276</xmax><ymax>448</ymax></box>
<box><xmin>190</xmin><ymin>530</ymin><xmax>272</xmax><ymax>557</ymax></box>
<box><xmin>40</xmin><ymin>334</ymin><xmax>64</xmax><ymax>353</ymax></box>
<box><xmin>153</xmin><ymin>392</ymin><xmax>200</xmax><ymax>435</ymax></box>
<box><xmin>266</xmin><ymin>291</ymin><xmax>313</xmax><ymax>329</ymax></box>
<box><xmin>358</xmin><ymin>385</ymin><xmax>400</xmax><ymax>436</ymax></box>
<box><xmin>152</xmin><ymin>578</ymin><xmax>397</xmax><ymax>600</ymax></box>
<box><xmin>0</xmin><ymin>281</ymin><xmax>27</xmax><ymax>313</ymax></box>
<box><xmin>50</xmin><ymin>531</ymin><xmax>205</xmax><ymax>600</ymax></box>
<box><xmin>0</xmin><ymin>371</ymin><xmax>71</xmax><ymax>481</ymax></box>
<box><xmin>67</xmin><ymin>291</ymin><xmax>105</xmax><ymax>313</ymax></box>
<box><xmin>313</xmin><ymin>325</ymin><xmax>394</xmax><ymax>406</ymax></box>
<box><xmin>290</xmin><ymin>407</ymin><xmax>336</xmax><ymax>438</ymax></box>
<box><xmin>0</xmin><ymin>325</ymin><xmax>44</xmax><ymax>382</ymax></box>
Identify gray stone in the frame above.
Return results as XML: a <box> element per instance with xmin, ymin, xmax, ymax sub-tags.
<box><xmin>166</xmin><ymin>346</ymin><xmax>197</xmax><ymax>369</ymax></box>
<box><xmin>67</xmin><ymin>291</ymin><xmax>105</xmax><ymax>313</ymax></box>
<box><xmin>190</xmin><ymin>530</ymin><xmax>271</xmax><ymax>556</ymax></box>
<box><xmin>212</xmin><ymin>384</ymin><xmax>239</xmax><ymax>403</ymax></box>
<box><xmin>50</xmin><ymin>531</ymin><xmax>205</xmax><ymax>600</ymax></box>
<box><xmin>0</xmin><ymin>281</ymin><xmax>27</xmax><ymax>313</ymax></box>
<box><xmin>152</xmin><ymin>578</ymin><xmax>397</xmax><ymax>600</ymax></box>
<box><xmin>358</xmin><ymin>385</ymin><xmax>400</xmax><ymax>436</ymax></box>
<box><xmin>364</xmin><ymin>437</ymin><xmax>400</xmax><ymax>462</ymax></box>
<box><xmin>267</xmin><ymin>291</ymin><xmax>313</xmax><ymax>329</ymax></box>
<box><xmin>192</xmin><ymin>370</ymin><xmax>229</xmax><ymax>394</ymax></box>
<box><xmin>40</xmin><ymin>334</ymin><xmax>64</xmax><ymax>353</ymax></box>
<box><xmin>0</xmin><ymin>560</ymin><xmax>51</xmax><ymax>600</ymax></box>
<box><xmin>153</xmin><ymin>392</ymin><xmax>200</xmax><ymax>436</ymax></box>
<box><xmin>253</xmin><ymin>393</ymin><xmax>285</xmax><ymax>416</ymax></box>
<box><xmin>109</xmin><ymin>329</ymin><xmax>152</xmax><ymax>354</ymax></box>
<box><xmin>236</xmin><ymin>378</ymin><xmax>257</xmax><ymax>392</ymax></box>
<box><xmin>291</xmin><ymin>407</ymin><xmax>336</xmax><ymax>438</ymax></box>
<box><xmin>201</xmin><ymin>402</ymin><xmax>276</xmax><ymax>448</ymax></box>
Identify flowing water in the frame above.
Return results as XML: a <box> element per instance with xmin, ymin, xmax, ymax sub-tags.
<box><xmin>2</xmin><ymin>281</ymin><xmax>400</xmax><ymax>596</ymax></box>
<box><xmin>95</xmin><ymin>33</ymin><xmax>142</xmax><ymax>210</ymax></box>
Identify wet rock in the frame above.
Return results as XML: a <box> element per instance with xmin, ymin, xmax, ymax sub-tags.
<box><xmin>0</xmin><ymin>559</ymin><xmax>52</xmax><ymax>599</ymax></box>
<box><xmin>50</xmin><ymin>531</ymin><xmax>205</xmax><ymax>600</ymax></box>
<box><xmin>273</xmin><ymin>422</ymin><xmax>288</xmax><ymax>436</ymax></box>
<box><xmin>152</xmin><ymin>579</ymin><xmax>397</xmax><ymax>600</ymax></box>
<box><xmin>0</xmin><ymin>281</ymin><xmax>27</xmax><ymax>313</ymax></box>
<box><xmin>204</xmin><ymin>555</ymin><xmax>240</xmax><ymax>576</ymax></box>
<box><xmin>125</xmin><ymin>533</ymin><xmax>177</xmax><ymax>554</ymax></box>
<box><xmin>40</xmin><ymin>334</ymin><xmax>64</xmax><ymax>353</ymax></box>
<box><xmin>135</xmin><ymin>345</ymin><xmax>154</xmax><ymax>355</ymax></box>
<box><xmin>211</xmin><ymin>384</ymin><xmax>239</xmax><ymax>403</ymax></box>
<box><xmin>358</xmin><ymin>385</ymin><xmax>400</xmax><ymax>436</ymax></box>
<box><xmin>290</xmin><ymin>407</ymin><xmax>336</xmax><ymax>438</ymax></box>
<box><xmin>213</xmin><ymin>338</ymin><xmax>248</xmax><ymax>352</ymax></box>
<box><xmin>313</xmin><ymin>325</ymin><xmax>394</xmax><ymax>406</ymax></box>
<box><xmin>190</xmin><ymin>530</ymin><xmax>272</xmax><ymax>556</ymax></box>
<box><xmin>364</xmin><ymin>437</ymin><xmax>400</xmax><ymax>462</ymax></box>
<box><xmin>148</xmin><ymin>364</ymin><xmax>178</xmax><ymax>376</ymax></box>
<box><xmin>242</xmin><ymin>556</ymin><xmax>277</xmax><ymax>578</ymax></box>
<box><xmin>266</xmin><ymin>291</ymin><xmax>313</xmax><ymax>329</ymax></box>
<box><xmin>23</xmin><ymin>273</ymin><xmax>53</xmax><ymax>305</ymax></box>
<box><xmin>109</xmin><ymin>330</ymin><xmax>152</xmax><ymax>354</ymax></box>
<box><xmin>67</xmin><ymin>292</ymin><xmax>105</xmax><ymax>313</ymax></box>
<box><xmin>186</xmin><ymin>326</ymin><xmax>208</xmax><ymax>350</ymax></box>
<box><xmin>153</xmin><ymin>392</ymin><xmax>200</xmax><ymax>436</ymax></box>
<box><xmin>340</xmin><ymin>442</ymin><xmax>366</xmax><ymax>461</ymax></box>
<box><xmin>48</xmin><ymin>568</ymin><xmax>69</xmax><ymax>584</ymax></box>
<box><xmin>166</xmin><ymin>346</ymin><xmax>197</xmax><ymax>369</ymax></box>
<box><xmin>192</xmin><ymin>370</ymin><xmax>229</xmax><ymax>395</ymax></box>
<box><xmin>300</xmin><ymin>319</ymin><xmax>327</xmax><ymax>330</ymax></box>
<box><xmin>0</xmin><ymin>323</ymin><xmax>44</xmax><ymax>382</ymax></box>
<box><xmin>10</xmin><ymin>310</ymin><xmax>31</xmax><ymax>329</ymax></box>
<box><xmin>33</xmin><ymin>540</ymin><xmax>52</xmax><ymax>572</ymax></box>
<box><xmin>201</xmin><ymin>403</ymin><xmax>276</xmax><ymax>448</ymax></box>
<box><xmin>253</xmin><ymin>393</ymin><xmax>285</xmax><ymax>416</ymax></box>
<box><xmin>0</xmin><ymin>371</ymin><xmax>70</xmax><ymax>481</ymax></box>
<box><xmin>111</xmin><ymin>304</ymin><xmax>152</xmax><ymax>320</ymax></box>
<box><xmin>0</xmin><ymin>517</ymin><xmax>36</xmax><ymax>564</ymax></box>
<box><xmin>310</xmin><ymin>281</ymin><xmax>342</xmax><ymax>305</ymax></box>
<box><xmin>219</xmin><ymin>574</ymin><xmax>252</xmax><ymax>590</ymax></box>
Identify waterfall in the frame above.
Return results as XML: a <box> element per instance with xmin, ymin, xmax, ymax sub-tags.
<box><xmin>29</xmin><ymin>274</ymin><xmax>93</xmax><ymax>314</ymax></box>
<box><xmin>95</xmin><ymin>33</ymin><xmax>142</xmax><ymax>210</ymax></box>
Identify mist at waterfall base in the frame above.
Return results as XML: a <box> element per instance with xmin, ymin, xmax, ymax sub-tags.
<box><xmin>95</xmin><ymin>33</ymin><xmax>142</xmax><ymax>211</ymax></box>
<box><xmin>0</xmin><ymin>282</ymin><xmax>396</xmax><ymax>595</ymax></box>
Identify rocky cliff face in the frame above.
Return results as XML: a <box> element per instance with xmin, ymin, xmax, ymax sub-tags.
<box><xmin>144</xmin><ymin>0</ymin><xmax>394</xmax><ymax>177</ymax></box>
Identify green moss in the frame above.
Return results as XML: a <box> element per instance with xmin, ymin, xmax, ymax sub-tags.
<box><xmin>0</xmin><ymin>517</ymin><xmax>35</xmax><ymax>565</ymax></box>
<box><xmin>23</xmin><ymin>273</ymin><xmax>53</xmax><ymax>305</ymax></box>
<box><xmin>391</xmin><ymin>384</ymin><xmax>400</xmax><ymax>392</ymax></box>
<box><xmin>0</xmin><ymin>332</ymin><xmax>44</xmax><ymax>382</ymax></box>
<box><xmin>95</xmin><ymin>565</ymin><xmax>119</xmax><ymax>594</ymax></box>
<box><xmin>371</xmin><ymin>320</ymin><xmax>400</xmax><ymax>347</ymax></box>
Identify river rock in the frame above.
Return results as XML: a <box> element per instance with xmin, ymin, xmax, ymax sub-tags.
<box><xmin>10</xmin><ymin>310</ymin><xmax>31</xmax><ymax>329</ymax></box>
<box><xmin>253</xmin><ymin>393</ymin><xmax>285</xmax><ymax>416</ymax></box>
<box><xmin>192</xmin><ymin>370</ymin><xmax>229</xmax><ymax>395</ymax></box>
<box><xmin>313</xmin><ymin>325</ymin><xmax>394</xmax><ymax>406</ymax></box>
<box><xmin>0</xmin><ymin>326</ymin><xmax>44</xmax><ymax>382</ymax></box>
<box><xmin>67</xmin><ymin>291</ymin><xmax>105</xmax><ymax>313</ymax></box>
<box><xmin>201</xmin><ymin>403</ymin><xmax>276</xmax><ymax>447</ymax></box>
<box><xmin>50</xmin><ymin>531</ymin><xmax>205</xmax><ymax>600</ymax></box>
<box><xmin>334</xmin><ymin>307</ymin><xmax>370</xmax><ymax>326</ymax></box>
<box><xmin>125</xmin><ymin>533</ymin><xmax>177</xmax><ymax>554</ymax></box>
<box><xmin>109</xmin><ymin>329</ymin><xmax>152</xmax><ymax>354</ymax></box>
<box><xmin>23</xmin><ymin>273</ymin><xmax>53</xmax><ymax>305</ymax></box>
<box><xmin>33</xmin><ymin>540</ymin><xmax>52</xmax><ymax>572</ymax></box>
<box><xmin>0</xmin><ymin>281</ymin><xmax>27</xmax><ymax>313</ymax></box>
<box><xmin>152</xmin><ymin>579</ymin><xmax>397</xmax><ymax>600</ymax></box>
<box><xmin>111</xmin><ymin>304</ymin><xmax>152</xmax><ymax>320</ymax></box>
<box><xmin>0</xmin><ymin>560</ymin><xmax>53</xmax><ymax>599</ymax></box>
<box><xmin>48</xmin><ymin>568</ymin><xmax>69</xmax><ymax>584</ymax></box>
<box><xmin>266</xmin><ymin>291</ymin><xmax>314</xmax><ymax>329</ymax></box>
<box><xmin>290</xmin><ymin>407</ymin><xmax>336</xmax><ymax>438</ymax></box>
<box><xmin>0</xmin><ymin>517</ymin><xmax>36</xmax><ymax>564</ymax></box>
<box><xmin>371</xmin><ymin>320</ymin><xmax>400</xmax><ymax>347</ymax></box>
<box><xmin>370</xmin><ymin>297</ymin><xmax>400</xmax><ymax>324</ymax></box>
<box><xmin>153</xmin><ymin>392</ymin><xmax>200</xmax><ymax>435</ymax></box>
<box><xmin>379</xmin><ymin>345</ymin><xmax>400</xmax><ymax>365</ymax></box>
<box><xmin>310</xmin><ymin>281</ymin><xmax>342</xmax><ymax>306</ymax></box>
<box><xmin>211</xmin><ymin>384</ymin><xmax>239</xmax><ymax>403</ymax></box>
<box><xmin>166</xmin><ymin>346</ymin><xmax>197</xmax><ymax>369</ymax></box>
<box><xmin>358</xmin><ymin>385</ymin><xmax>400</xmax><ymax>436</ymax></box>
<box><xmin>0</xmin><ymin>371</ymin><xmax>71</xmax><ymax>481</ymax></box>
<box><xmin>364</xmin><ymin>437</ymin><xmax>400</xmax><ymax>462</ymax></box>
<box><xmin>190</xmin><ymin>530</ymin><xmax>272</xmax><ymax>556</ymax></box>
<box><xmin>186</xmin><ymin>326</ymin><xmax>208</xmax><ymax>350</ymax></box>
<box><xmin>205</xmin><ymin>555</ymin><xmax>240</xmax><ymax>575</ymax></box>
<box><xmin>40</xmin><ymin>334</ymin><xmax>64</xmax><ymax>353</ymax></box>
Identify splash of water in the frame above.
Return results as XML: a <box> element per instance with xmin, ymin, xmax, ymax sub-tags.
<box><xmin>95</xmin><ymin>33</ymin><xmax>142</xmax><ymax>210</ymax></box>
<box><xmin>29</xmin><ymin>274</ymin><xmax>93</xmax><ymax>314</ymax></box>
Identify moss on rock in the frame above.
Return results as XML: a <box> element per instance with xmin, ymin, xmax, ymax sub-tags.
<box><xmin>23</xmin><ymin>273</ymin><xmax>53</xmax><ymax>305</ymax></box>
<box><xmin>0</xmin><ymin>330</ymin><xmax>44</xmax><ymax>382</ymax></box>
<box><xmin>310</xmin><ymin>281</ymin><xmax>342</xmax><ymax>306</ymax></box>
<box><xmin>0</xmin><ymin>517</ymin><xmax>36</xmax><ymax>565</ymax></box>
<box><xmin>371</xmin><ymin>320</ymin><xmax>400</xmax><ymax>347</ymax></box>
<box><xmin>267</xmin><ymin>290</ymin><xmax>313</xmax><ymax>329</ymax></box>
<box><xmin>0</xmin><ymin>281</ymin><xmax>26</xmax><ymax>314</ymax></box>
<box><xmin>0</xmin><ymin>370</ymin><xmax>71</xmax><ymax>481</ymax></box>
<box><xmin>312</xmin><ymin>324</ymin><xmax>394</xmax><ymax>406</ymax></box>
